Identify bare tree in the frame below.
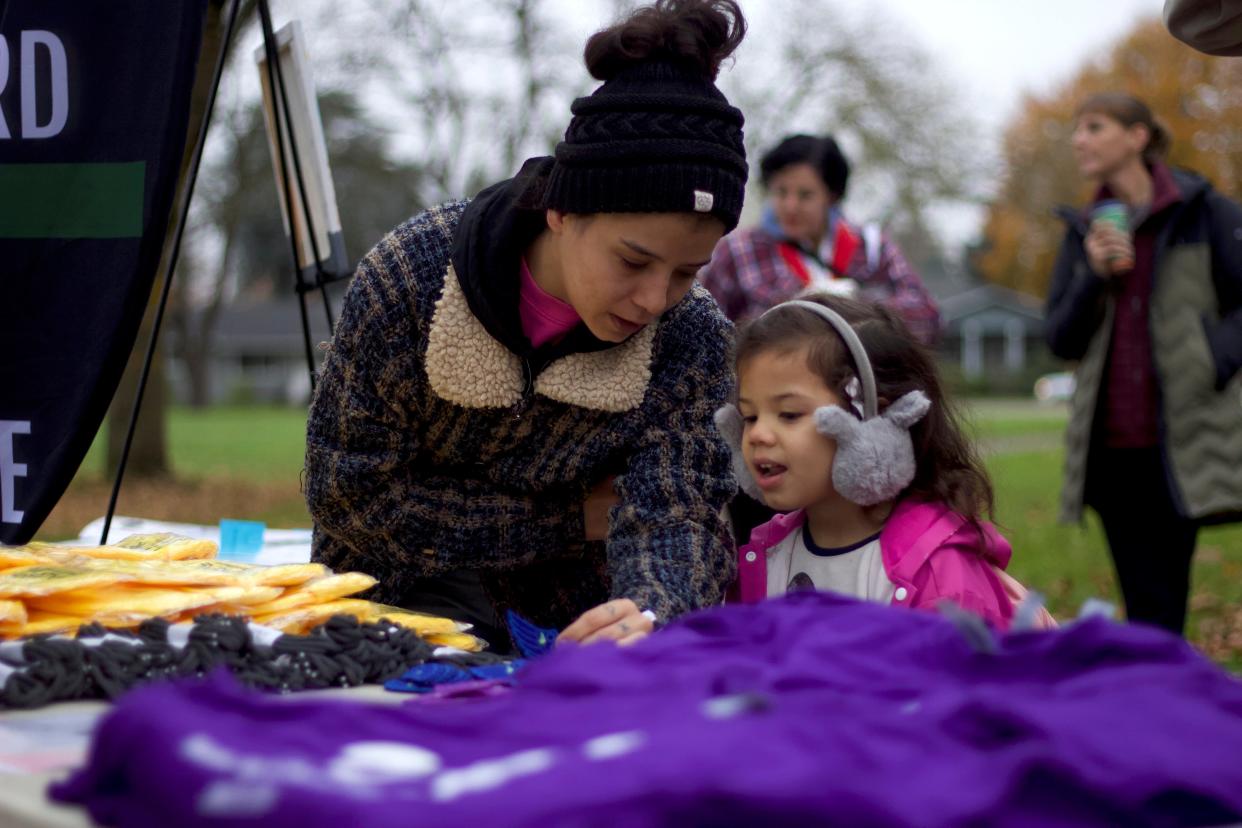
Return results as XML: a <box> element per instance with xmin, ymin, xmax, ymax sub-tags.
<box><xmin>169</xmin><ymin>90</ymin><xmax>426</xmax><ymax>407</ymax></box>
<box><xmin>105</xmin><ymin>0</ymin><xmax>257</xmax><ymax>477</ymax></box>
<box><xmin>721</xmin><ymin>0</ymin><xmax>988</xmax><ymax>260</ymax></box>
<box><xmin>358</xmin><ymin>0</ymin><xmax>580</xmax><ymax>200</ymax></box>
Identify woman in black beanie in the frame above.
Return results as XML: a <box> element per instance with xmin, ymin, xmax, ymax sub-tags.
<box><xmin>305</xmin><ymin>0</ymin><xmax>748</xmax><ymax>649</ymax></box>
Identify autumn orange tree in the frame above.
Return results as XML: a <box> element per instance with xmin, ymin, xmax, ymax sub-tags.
<box><xmin>976</xmin><ymin>18</ymin><xmax>1242</xmax><ymax>298</ymax></box>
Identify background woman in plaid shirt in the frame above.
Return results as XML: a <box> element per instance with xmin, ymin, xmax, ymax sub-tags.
<box><xmin>700</xmin><ymin>134</ymin><xmax>941</xmax><ymax>346</ymax></box>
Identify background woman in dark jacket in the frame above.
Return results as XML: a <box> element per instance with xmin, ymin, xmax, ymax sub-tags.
<box><xmin>1045</xmin><ymin>91</ymin><xmax>1242</xmax><ymax>634</ymax></box>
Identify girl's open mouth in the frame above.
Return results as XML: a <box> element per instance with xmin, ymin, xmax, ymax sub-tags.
<box><xmin>754</xmin><ymin>461</ymin><xmax>787</xmax><ymax>489</ymax></box>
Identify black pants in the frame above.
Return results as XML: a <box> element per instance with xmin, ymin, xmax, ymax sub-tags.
<box><xmin>396</xmin><ymin>570</ymin><xmax>512</xmax><ymax>654</ymax></box>
<box><xmin>1089</xmin><ymin>447</ymin><xmax>1198</xmax><ymax>635</ymax></box>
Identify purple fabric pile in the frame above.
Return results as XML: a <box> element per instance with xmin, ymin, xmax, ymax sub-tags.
<box><xmin>51</xmin><ymin>592</ymin><xmax>1242</xmax><ymax>827</ymax></box>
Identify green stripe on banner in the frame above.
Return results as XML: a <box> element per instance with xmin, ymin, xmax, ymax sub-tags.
<box><xmin>0</xmin><ymin>162</ymin><xmax>145</xmax><ymax>238</ymax></box>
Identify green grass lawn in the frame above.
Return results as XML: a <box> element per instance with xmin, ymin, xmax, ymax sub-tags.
<box><xmin>51</xmin><ymin>399</ymin><xmax>1242</xmax><ymax>666</ymax></box>
<box><xmin>79</xmin><ymin>406</ymin><xmax>310</xmax><ymax>482</ymax></box>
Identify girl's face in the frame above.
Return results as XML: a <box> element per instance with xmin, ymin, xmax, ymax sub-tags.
<box><xmin>767</xmin><ymin>163</ymin><xmax>833</xmax><ymax>247</ymax></box>
<box><xmin>737</xmin><ymin>346</ymin><xmax>846</xmax><ymax>512</ymax></box>
<box><xmin>1071</xmin><ymin>111</ymin><xmax>1148</xmax><ymax>180</ymax></box>
<box><xmin>547</xmin><ymin>210</ymin><xmax>723</xmax><ymax>343</ymax></box>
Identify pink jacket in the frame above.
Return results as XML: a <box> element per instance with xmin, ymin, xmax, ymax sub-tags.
<box><xmin>730</xmin><ymin>499</ymin><xmax>1016</xmax><ymax>630</ymax></box>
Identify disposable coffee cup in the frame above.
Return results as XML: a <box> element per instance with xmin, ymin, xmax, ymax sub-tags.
<box><xmin>1090</xmin><ymin>199</ymin><xmax>1134</xmax><ymax>272</ymax></box>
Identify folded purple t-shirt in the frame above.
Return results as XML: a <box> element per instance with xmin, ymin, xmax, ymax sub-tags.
<box><xmin>52</xmin><ymin>592</ymin><xmax>1242</xmax><ymax>827</ymax></box>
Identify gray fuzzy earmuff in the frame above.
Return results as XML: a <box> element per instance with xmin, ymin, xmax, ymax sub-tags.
<box><xmin>812</xmin><ymin>389</ymin><xmax>930</xmax><ymax>505</ymax></box>
<box><xmin>714</xmin><ymin>299</ymin><xmax>932</xmax><ymax>507</ymax></box>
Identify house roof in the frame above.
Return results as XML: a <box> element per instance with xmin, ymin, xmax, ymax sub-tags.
<box><xmin>940</xmin><ymin>283</ymin><xmax>1043</xmax><ymax>321</ymax></box>
<box><xmin>208</xmin><ymin>292</ymin><xmax>342</xmax><ymax>357</ymax></box>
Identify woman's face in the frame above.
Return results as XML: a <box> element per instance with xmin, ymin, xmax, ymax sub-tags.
<box><xmin>548</xmin><ymin>210</ymin><xmax>724</xmax><ymax>343</ymax></box>
<box><xmin>767</xmin><ymin>163</ymin><xmax>834</xmax><ymax>246</ymax></box>
<box><xmin>1071</xmin><ymin>111</ymin><xmax>1149</xmax><ymax>180</ymax></box>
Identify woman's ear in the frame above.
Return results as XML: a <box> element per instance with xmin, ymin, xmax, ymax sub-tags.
<box><xmin>546</xmin><ymin>208</ymin><xmax>567</xmax><ymax>234</ymax></box>
<box><xmin>1127</xmin><ymin>122</ymin><xmax>1152</xmax><ymax>155</ymax></box>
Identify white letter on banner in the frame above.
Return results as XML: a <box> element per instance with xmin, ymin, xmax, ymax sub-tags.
<box><xmin>0</xmin><ymin>420</ymin><xmax>31</xmax><ymax>524</ymax></box>
<box><xmin>21</xmin><ymin>31</ymin><xmax>68</xmax><ymax>139</ymax></box>
<box><xmin>0</xmin><ymin>35</ymin><xmax>10</xmax><ymax>139</ymax></box>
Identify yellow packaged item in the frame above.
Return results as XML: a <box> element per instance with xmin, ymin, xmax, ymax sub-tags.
<box><xmin>0</xmin><ymin>611</ymin><xmax>86</xmax><ymax>638</ymax></box>
<box><xmin>190</xmin><ymin>585</ymin><xmax>285</xmax><ymax>617</ymax></box>
<box><xmin>21</xmin><ymin>538</ymin><xmax>204</xmax><ymax>563</ymax></box>
<box><xmin>24</xmin><ymin>533</ymin><xmax>216</xmax><ymax>562</ymax></box>
<box><xmin>84</xmin><ymin>559</ymin><xmax>245</xmax><ymax>587</ymax></box>
<box><xmin>0</xmin><ymin>566</ymin><xmax>132</xmax><ymax>598</ymax></box>
<box><xmin>25</xmin><ymin>584</ymin><xmax>227</xmax><ymax>625</ymax></box>
<box><xmin>111</xmin><ymin>533</ymin><xmax>217</xmax><ymax>560</ymax></box>
<box><xmin>252</xmin><ymin>598</ymin><xmax>377</xmax><ymax>634</ymax></box>
<box><xmin>220</xmin><ymin>584</ymin><xmax>284</xmax><ymax>606</ymax></box>
<box><xmin>88</xmin><ymin>559</ymin><xmax>329</xmax><ymax>589</ymax></box>
<box><xmin>242</xmin><ymin>562</ymin><xmax>331</xmax><ymax>587</ymax></box>
<box><xmin>0</xmin><ymin>599</ymin><xmax>27</xmax><ymax>626</ymax></box>
<box><xmin>24</xmin><ymin>540</ymin><xmax>156</xmax><ymax>562</ymax></box>
<box><xmin>423</xmin><ymin>631</ymin><xmax>486</xmax><ymax>652</ymax></box>
<box><xmin>0</xmin><ymin>547</ymin><xmax>56</xmax><ymax>569</ymax></box>
<box><xmin>363</xmin><ymin>602</ymin><xmax>469</xmax><ymax>636</ymax></box>
<box><xmin>250</xmin><ymin>599</ymin><xmax>480</xmax><ymax>645</ymax></box>
<box><xmin>245</xmin><ymin>572</ymin><xmax>377</xmax><ymax>615</ymax></box>
<box><xmin>252</xmin><ymin>598</ymin><xmax>468</xmax><ymax>639</ymax></box>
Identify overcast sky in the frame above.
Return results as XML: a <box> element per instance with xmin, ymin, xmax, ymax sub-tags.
<box><xmin>844</xmin><ymin>0</ymin><xmax>1165</xmax><ymax>244</ymax></box>
<box><xmin>563</xmin><ymin>1</ymin><xmax>1164</xmax><ymax>130</ymax></box>
<box><xmin>558</xmin><ymin>1</ymin><xmax>1168</xmax><ymax>245</ymax></box>
<box><xmin>857</xmin><ymin>0</ymin><xmax>1164</xmax><ymax>131</ymax></box>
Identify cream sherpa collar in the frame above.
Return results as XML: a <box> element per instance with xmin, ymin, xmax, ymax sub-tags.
<box><xmin>425</xmin><ymin>265</ymin><xmax>654</xmax><ymax>413</ymax></box>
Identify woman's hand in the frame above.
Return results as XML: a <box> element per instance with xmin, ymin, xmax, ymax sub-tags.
<box><xmin>1085</xmin><ymin>221</ymin><xmax>1134</xmax><ymax>277</ymax></box>
<box><xmin>559</xmin><ymin>598</ymin><xmax>654</xmax><ymax>646</ymax></box>
<box><xmin>582</xmin><ymin>475</ymin><xmax>619</xmax><ymax>542</ymax></box>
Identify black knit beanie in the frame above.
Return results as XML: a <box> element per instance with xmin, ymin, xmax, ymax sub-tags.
<box><xmin>543</xmin><ymin>58</ymin><xmax>748</xmax><ymax>231</ymax></box>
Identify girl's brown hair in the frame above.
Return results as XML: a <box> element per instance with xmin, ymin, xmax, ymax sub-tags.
<box><xmin>736</xmin><ymin>294</ymin><xmax>994</xmax><ymax>524</ymax></box>
<box><xmin>1076</xmin><ymin>92</ymin><xmax>1172</xmax><ymax>163</ymax></box>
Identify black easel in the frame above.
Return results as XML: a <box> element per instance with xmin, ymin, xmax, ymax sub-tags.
<box><xmin>101</xmin><ymin>0</ymin><xmax>347</xmax><ymax>543</ymax></box>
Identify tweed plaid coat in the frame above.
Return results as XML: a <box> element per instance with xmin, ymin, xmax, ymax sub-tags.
<box><xmin>305</xmin><ymin>198</ymin><xmax>738</xmax><ymax>630</ymax></box>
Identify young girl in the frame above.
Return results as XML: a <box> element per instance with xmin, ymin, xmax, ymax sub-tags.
<box><xmin>716</xmin><ymin>294</ymin><xmax>1028</xmax><ymax>630</ymax></box>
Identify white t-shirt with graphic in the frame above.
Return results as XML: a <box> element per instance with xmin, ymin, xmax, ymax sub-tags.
<box><xmin>764</xmin><ymin>523</ymin><xmax>895</xmax><ymax>602</ymax></box>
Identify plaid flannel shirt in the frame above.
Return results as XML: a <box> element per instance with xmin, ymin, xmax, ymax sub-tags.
<box><xmin>700</xmin><ymin>222</ymin><xmax>941</xmax><ymax>345</ymax></box>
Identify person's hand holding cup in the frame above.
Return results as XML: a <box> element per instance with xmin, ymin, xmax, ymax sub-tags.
<box><xmin>1086</xmin><ymin>199</ymin><xmax>1135</xmax><ymax>278</ymax></box>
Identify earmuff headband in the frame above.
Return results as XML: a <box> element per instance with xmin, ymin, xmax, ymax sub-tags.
<box><xmin>757</xmin><ymin>300</ymin><xmax>877</xmax><ymax>418</ymax></box>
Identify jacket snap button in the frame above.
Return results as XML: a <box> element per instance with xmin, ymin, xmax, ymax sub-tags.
<box><xmin>744</xmin><ymin>550</ymin><xmax>757</xmax><ymax>563</ymax></box>
<box><xmin>894</xmin><ymin>587</ymin><xmax>908</xmax><ymax>601</ymax></box>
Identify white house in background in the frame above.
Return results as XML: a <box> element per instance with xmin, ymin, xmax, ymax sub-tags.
<box><xmin>936</xmin><ymin>283</ymin><xmax>1045</xmax><ymax>379</ymax></box>
<box><xmin>168</xmin><ymin>295</ymin><xmax>339</xmax><ymax>406</ymax></box>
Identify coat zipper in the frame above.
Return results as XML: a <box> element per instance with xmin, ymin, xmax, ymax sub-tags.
<box><xmin>512</xmin><ymin>357</ymin><xmax>534</xmax><ymax>421</ymax></box>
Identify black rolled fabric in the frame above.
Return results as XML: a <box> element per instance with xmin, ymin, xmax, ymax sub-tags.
<box><xmin>0</xmin><ymin>614</ymin><xmax>441</xmax><ymax>710</ymax></box>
